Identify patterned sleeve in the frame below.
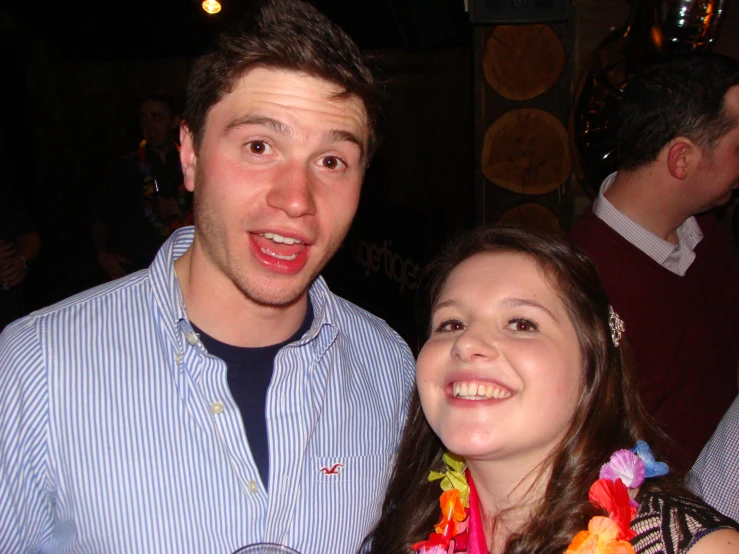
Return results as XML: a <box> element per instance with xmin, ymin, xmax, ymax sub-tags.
<box><xmin>0</xmin><ymin>316</ymin><xmax>53</xmax><ymax>551</ymax></box>
<box><xmin>631</xmin><ymin>492</ymin><xmax>739</xmax><ymax>554</ymax></box>
<box><xmin>396</xmin><ymin>333</ymin><xmax>416</xmax><ymax>426</ymax></box>
<box><xmin>686</xmin><ymin>395</ymin><xmax>739</xmax><ymax>522</ymax></box>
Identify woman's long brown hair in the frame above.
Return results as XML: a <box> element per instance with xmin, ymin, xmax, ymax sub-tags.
<box><xmin>363</xmin><ymin>226</ymin><xmax>688</xmax><ymax>554</ymax></box>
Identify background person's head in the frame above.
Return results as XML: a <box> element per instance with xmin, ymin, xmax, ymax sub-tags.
<box><xmin>182</xmin><ymin>0</ymin><xmax>382</xmax><ymax>166</ymax></box>
<box><xmin>139</xmin><ymin>91</ymin><xmax>179</xmax><ymax>152</ymax></box>
<box><xmin>617</xmin><ymin>53</ymin><xmax>739</xmax><ymax>172</ymax></box>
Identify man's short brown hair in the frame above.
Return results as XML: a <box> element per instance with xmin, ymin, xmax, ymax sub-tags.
<box><xmin>183</xmin><ymin>0</ymin><xmax>382</xmax><ymax>163</ymax></box>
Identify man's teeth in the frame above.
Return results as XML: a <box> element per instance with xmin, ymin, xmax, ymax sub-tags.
<box><xmin>452</xmin><ymin>381</ymin><xmax>512</xmax><ymax>400</ymax></box>
<box><xmin>260</xmin><ymin>232</ymin><xmax>303</xmax><ymax>245</ymax></box>
<box><xmin>261</xmin><ymin>250</ymin><xmax>298</xmax><ymax>261</ymax></box>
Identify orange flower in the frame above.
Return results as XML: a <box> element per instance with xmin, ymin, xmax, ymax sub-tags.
<box><xmin>434</xmin><ymin>489</ymin><xmax>467</xmax><ymax>537</ymax></box>
<box><xmin>565</xmin><ymin>516</ymin><xmax>636</xmax><ymax>554</ymax></box>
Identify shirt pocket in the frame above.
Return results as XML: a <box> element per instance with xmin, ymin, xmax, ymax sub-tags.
<box><xmin>307</xmin><ymin>452</ymin><xmax>396</xmax><ymax>484</ymax></box>
<box><xmin>300</xmin><ymin>453</ymin><xmax>397</xmax><ymax>549</ymax></box>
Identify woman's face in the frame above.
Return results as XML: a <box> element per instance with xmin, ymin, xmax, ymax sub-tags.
<box><xmin>416</xmin><ymin>252</ymin><xmax>583</xmax><ymax>468</ymax></box>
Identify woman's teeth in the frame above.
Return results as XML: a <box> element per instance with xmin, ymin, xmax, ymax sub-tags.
<box><xmin>452</xmin><ymin>381</ymin><xmax>512</xmax><ymax>400</ymax></box>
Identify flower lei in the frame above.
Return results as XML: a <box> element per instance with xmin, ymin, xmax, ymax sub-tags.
<box><xmin>411</xmin><ymin>441</ymin><xmax>668</xmax><ymax>554</ymax></box>
<box><xmin>411</xmin><ymin>452</ymin><xmax>471</xmax><ymax>554</ymax></box>
<box><xmin>566</xmin><ymin>441</ymin><xmax>669</xmax><ymax>554</ymax></box>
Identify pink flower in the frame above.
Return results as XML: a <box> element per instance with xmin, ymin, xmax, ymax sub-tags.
<box><xmin>419</xmin><ymin>547</ymin><xmax>448</xmax><ymax>554</ymax></box>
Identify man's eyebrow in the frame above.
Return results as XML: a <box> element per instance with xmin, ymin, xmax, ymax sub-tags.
<box><xmin>225</xmin><ymin>114</ymin><xmax>291</xmax><ymax>135</ymax></box>
<box><xmin>499</xmin><ymin>297</ymin><xmax>559</xmax><ymax>323</ymax></box>
<box><xmin>326</xmin><ymin>129</ymin><xmax>365</xmax><ymax>159</ymax></box>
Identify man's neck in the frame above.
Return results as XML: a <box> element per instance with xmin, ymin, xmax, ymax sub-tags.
<box><xmin>604</xmin><ymin>169</ymin><xmax>688</xmax><ymax>244</ymax></box>
<box><xmin>173</xmin><ymin>243</ymin><xmax>308</xmax><ymax>348</ymax></box>
<box><xmin>148</xmin><ymin>141</ymin><xmax>175</xmax><ymax>164</ymax></box>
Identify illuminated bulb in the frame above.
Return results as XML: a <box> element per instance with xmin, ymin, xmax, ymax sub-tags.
<box><xmin>202</xmin><ymin>0</ymin><xmax>221</xmax><ymax>14</ymax></box>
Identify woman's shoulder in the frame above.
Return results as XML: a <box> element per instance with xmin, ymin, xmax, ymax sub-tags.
<box><xmin>631</xmin><ymin>490</ymin><xmax>739</xmax><ymax>554</ymax></box>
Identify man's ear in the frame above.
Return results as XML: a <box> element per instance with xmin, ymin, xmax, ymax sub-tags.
<box><xmin>171</xmin><ymin>115</ymin><xmax>182</xmax><ymax>130</ymax></box>
<box><xmin>666</xmin><ymin>138</ymin><xmax>696</xmax><ymax>180</ymax></box>
<box><xmin>180</xmin><ymin>123</ymin><xmax>197</xmax><ymax>193</ymax></box>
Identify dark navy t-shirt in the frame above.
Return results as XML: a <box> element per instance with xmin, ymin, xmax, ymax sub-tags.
<box><xmin>192</xmin><ymin>300</ymin><xmax>313</xmax><ymax>489</ymax></box>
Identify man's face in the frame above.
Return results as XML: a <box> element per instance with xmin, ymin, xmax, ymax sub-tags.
<box><xmin>695</xmin><ymin>85</ymin><xmax>739</xmax><ymax>211</ymax></box>
<box><xmin>139</xmin><ymin>100</ymin><xmax>176</xmax><ymax>151</ymax></box>
<box><xmin>180</xmin><ymin>68</ymin><xmax>368</xmax><ymax>308</ymax></box>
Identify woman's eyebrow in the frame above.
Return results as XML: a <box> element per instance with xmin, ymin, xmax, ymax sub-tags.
<box><xmin>431</xmin><ymin>298</ymin><xmax>461</xmax><ymax>314</ymax></box>
<box><xmin>499</xmin><ymin>297</ymin><xmax>559</xmax><ymax>323</ymax></box>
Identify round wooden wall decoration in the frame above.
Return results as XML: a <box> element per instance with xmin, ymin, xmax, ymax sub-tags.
<box><xmin>482</xmin><ymin>24</ymin><xmax>565</xmax><ymax>101</ymax></box>
<box><xmin>482</xmin><ymin>108</ymin><xmax>571</xmax><ymax>195</ymax></box>
<box><xmin>497</xmin><ymin>202</ymin><xmax>564</xmax><ymax>236</ymax></box>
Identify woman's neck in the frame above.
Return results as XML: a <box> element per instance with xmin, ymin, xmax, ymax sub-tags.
<box><xmin>467</xmin><ymin>456</ymin><xmax>551</xmax><ymax>553</ymax></box>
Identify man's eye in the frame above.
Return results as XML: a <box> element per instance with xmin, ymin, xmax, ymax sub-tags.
<box><xmin>246</xmin><ymin>140</ymin><xmax>271</xmax><ymax>155</ymax></box>
<box><xmin>508</xmin><ymin>318</ymin><xmax>538</xmax><ymax>332</ymax></box>
<box><xmin>319</xmin><ymin>155</ymin><xmax>345</xmax><ymax>169</ymax></box>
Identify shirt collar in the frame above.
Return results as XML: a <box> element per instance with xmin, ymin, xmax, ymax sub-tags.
<box><xmin>592</xmin><ymin>172</ymin><xmax>703</xmax><ymax>274</ymax></box>
<box><xmin>148</xmin><ymin>226</ymin><xmax>338</xmax><ymax>344</ymax></box>
<box><xmin>149</xmin><ymin>226</ymin><xmax>193</xmax><ymax>330</ymax></box>
<box><xmin>304</xmin><ymin>275</ymin><xmax>337</xmax><ymax>341</ymax></box>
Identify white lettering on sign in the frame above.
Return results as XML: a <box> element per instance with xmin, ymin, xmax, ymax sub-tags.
<box><xmin>355</xmin><ymin>239</ymin><xmax>420</xmax><ymax>294</ymax></box>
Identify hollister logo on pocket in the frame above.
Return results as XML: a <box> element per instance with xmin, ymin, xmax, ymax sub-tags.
<box><xmin>319</xmin><ymin>463</ymin><xmax>343</xmax><ymax>476</ymax></box>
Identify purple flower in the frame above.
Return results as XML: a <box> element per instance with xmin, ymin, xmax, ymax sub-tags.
<box><xmin>600</xmin><ymin>449</ymin><xmax>646</xmax><ymax>488</ymax></box>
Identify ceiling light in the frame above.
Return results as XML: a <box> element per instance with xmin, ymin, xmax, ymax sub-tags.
<box><xmin>202</xmin><ymin>0</ymin><xmax>221</xmax><ymax>14</ymax></box>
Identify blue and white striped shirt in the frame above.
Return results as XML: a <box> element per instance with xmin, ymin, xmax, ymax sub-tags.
<box><xmin>0</xmin><ymin>227</ymin><xmax>415</xmax><ymax>554</ymax></box>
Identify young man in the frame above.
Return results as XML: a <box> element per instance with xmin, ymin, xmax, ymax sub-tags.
<box><xmin>0</xmin><ymin>2</ymin><xmax>415</xmax><ymax>552</ymax></box>
<box><xmin>568</xmin><ymin>53</ymin><xmax>739</xmax><ymax>473</ymax></box>
<box><xmin>93</xmin><ymin>92</ymin><xmax>192</xmax><ymax>280</ymax></box>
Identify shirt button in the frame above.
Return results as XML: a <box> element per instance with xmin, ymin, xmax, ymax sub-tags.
<box><xmin>185</xmin><ymin>331</ymin><xmax>198</xmax><ymax>346</ymax></box>
<box><xmin>209</xmin><ymin>401</ymin><xmax>225</xmax><ymax>414</ymax></box>
<box><xmin>247</xmin><ymin>480</ymin><xmax>259</xmax><ymax>494</ymax></box>
<box><xmin>175</xmin><ymin>354</ymin><xmax>183</xmax><ymax>365</ymax></box>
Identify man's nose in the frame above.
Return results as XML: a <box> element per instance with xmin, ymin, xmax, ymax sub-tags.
<box><xmin>266</xmin><ymin>162</ymin><xmax>317</xmax><ymax>218</ymax></box>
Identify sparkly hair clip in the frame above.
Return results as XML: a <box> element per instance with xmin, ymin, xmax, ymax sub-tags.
<box><xmin>609</xmin><ymin>306</ymin><xmax>625</xmax><ymax>347</ymax></box>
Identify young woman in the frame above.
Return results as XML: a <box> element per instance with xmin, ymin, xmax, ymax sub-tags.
<box><xmin>365</xmin><ymin>226</ymin><xmax>739</xmax><ymax>554</ymax></box>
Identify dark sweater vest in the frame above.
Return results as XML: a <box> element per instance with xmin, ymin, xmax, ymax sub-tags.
<box><xmin>568</xmin><ymin>208</ymin><xmax>739</xmax><ymax>473</ymax></box>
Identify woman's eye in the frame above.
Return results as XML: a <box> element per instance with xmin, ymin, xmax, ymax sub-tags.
<box><xmin>508</xmin><ymin>318</ymin><xmax>538</xmax><ymax>332</ymax></box>
<box><xmin>318</xmin><ymin>155</ymin><xmax>347</xmax><ymax>170</ymax></box>
<box><xmin>246</xmin><ymin>140</ymin><xmax>271</xmax><ymax>155</ymax></box>
<box><xmin>435</xmin><ymin>319</ymin><xmax>465</xmax><ymax>333</ymax></box>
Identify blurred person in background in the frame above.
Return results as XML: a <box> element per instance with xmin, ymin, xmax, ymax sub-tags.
<box><xmin>93</xmin><ymin>91</ymin><xmax>192</xmax><ymax>280</ymax></box>
<box><xmin>0</xmin><ymin>175</ymin><xmax>40</xmax><ymax>331</ymax></box>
